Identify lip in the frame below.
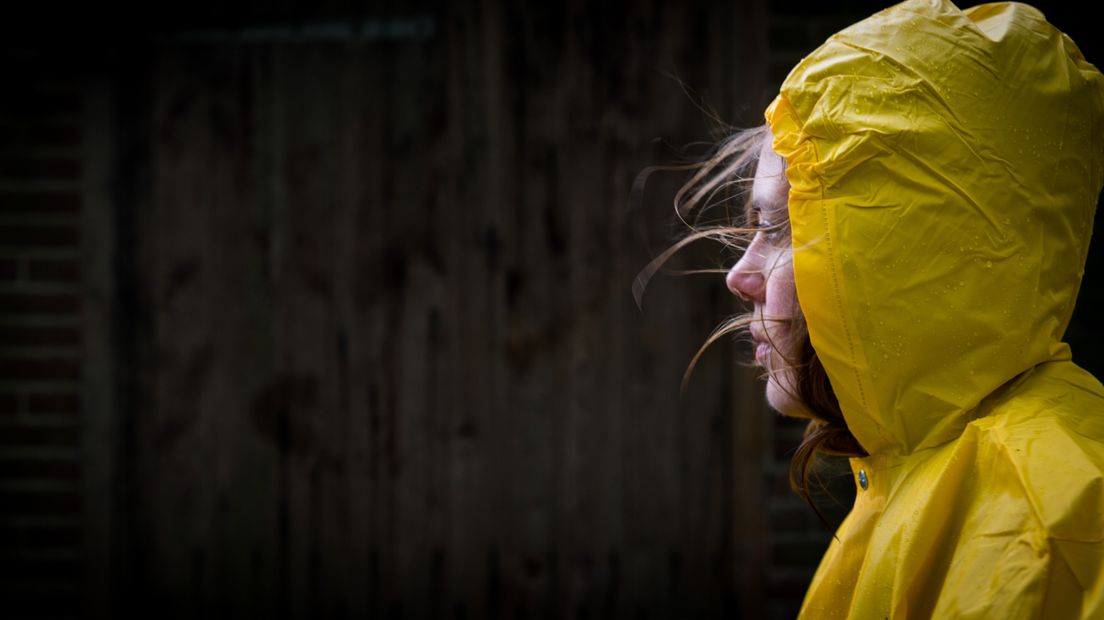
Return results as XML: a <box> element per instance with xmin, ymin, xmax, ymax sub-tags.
<box><xmin>755</xmin><ymin>342</ymin><xmax>771</xmax><ymax>364</ymax></box>
<box><xmin>749</xmin><ymin>324</ymin><xmax>768</xmax><ymax>364</ymax></box>
<box><xmin>749</xmin><ymin>317</ymin><xmax>770</xmax><ymax>365</ymax></box>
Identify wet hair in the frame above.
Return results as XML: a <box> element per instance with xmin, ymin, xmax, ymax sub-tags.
<box><xmin>634</xmin><ymin>124</ymin><xmax>866</xmax><ymax>517</ymax></box>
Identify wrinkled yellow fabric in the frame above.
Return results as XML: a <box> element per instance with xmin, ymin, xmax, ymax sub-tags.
<box><xmin>764</xmin><ymin>0</ymin><xmax>1104</xmax><ymax>617</ymax></box>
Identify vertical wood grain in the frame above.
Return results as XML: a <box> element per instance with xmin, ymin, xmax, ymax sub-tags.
<box><xmin>126</xmin><ymin>1</ymin><xmax>770</xmax><ymax>617</ymax></box>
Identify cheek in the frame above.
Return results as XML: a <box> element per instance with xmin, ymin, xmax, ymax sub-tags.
<box><xmin>764</xmin><ymin>257</ymin><xmax>798</xmax><ymax>321</ymax></box>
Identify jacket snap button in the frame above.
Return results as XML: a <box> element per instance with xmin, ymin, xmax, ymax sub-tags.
<box><xmin>858</xmin><ymin>469</ymin><xmax>869</xmax><ymax>490</ymax></box>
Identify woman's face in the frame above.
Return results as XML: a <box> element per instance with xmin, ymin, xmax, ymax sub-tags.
<box><xmin>726</xmin><ymin>139</ymin><xmax>801</xmax><ymax>415</ymax></box>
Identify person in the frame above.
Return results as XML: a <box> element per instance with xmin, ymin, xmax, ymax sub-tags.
<box><xmin>664</xmin><ymin>0</ymin><xmax>1104</xmax><ymax>616</ymax></box>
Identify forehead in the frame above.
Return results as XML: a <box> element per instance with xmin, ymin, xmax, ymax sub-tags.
<box><xmin>752</xmin><ymin>138</ymin><xmax>787</xmax><ymax>208</ymax></box>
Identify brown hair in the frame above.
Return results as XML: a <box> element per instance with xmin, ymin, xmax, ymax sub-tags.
<box><xmin>786</xmin><ymin>312</ymin><xmax>866</xmax><ymax>520</ymax></box>
<box><xmin>635</xmin><ymin>124</ymin><xmax>866</xmax><ymax>517</ymax></box>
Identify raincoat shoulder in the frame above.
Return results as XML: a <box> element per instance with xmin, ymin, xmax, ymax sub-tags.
<box><xmin>801</xmin><ymin>363</ymin><xmax>1104</xmax><ymax>618</ymax></box>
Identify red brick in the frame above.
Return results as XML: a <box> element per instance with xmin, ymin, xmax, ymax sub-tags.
<box><xmin>26</xmin><ymin>258</ymin><xmax>80</xmax><ymax>282</ymax></box>
<box><xmin>0</xmin><ymin>325</ymin><xmax>80</xmax><ymax>347</ymax></box>
<box><xmin>0</xmin><ymin>293</ymin><xmax>80</xmax><ymax>314</ymax></box>
<box><xmin>26</xmin><ymin>392</ymin><xmax>79</xmax><ymax>414</ymax></box>
<box><xmin>0</xmin><ymin>425</ymin><xmax>78</xmax><ymax>448</ymax></box>
<box><xmin>0</xmin><ymin>458</ymin><xmax>79</xmax><ymax>480</ymax></box>
<box><xmin>0</xmin><ymin>157</ymin><xmax>80</xmax><ymax>180</ymax></box>
<box><xmin>0</xmin><ymin>225</ymin><xmax>79</xmax><ymax>247</ymax></box>
<box><xmin>0</xmin><ymin>358</ymin><xmax>81</xmax><ymax>381</ymax></box>
<box><xmin>0</xmin><ymin>191</ymin><xmax>80</xmax><ymax>214</ymax></box>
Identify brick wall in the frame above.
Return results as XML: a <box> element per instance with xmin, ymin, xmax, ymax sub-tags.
<box><xmin>0</xmin><ymin>47</ymin><xmax>86</xmax><ymax>618</ymax></box>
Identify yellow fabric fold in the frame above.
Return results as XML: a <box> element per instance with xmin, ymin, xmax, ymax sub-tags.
<box><xmin>763</xmin><ymin>0</ymin><xmax>1104</xmax><ymax>616</ymax></box>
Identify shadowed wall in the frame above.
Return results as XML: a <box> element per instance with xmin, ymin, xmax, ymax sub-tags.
<box><xmin>105</xmin><ymin>2</ymin><xmax>770</xmax><ymax>618</ymax></box>
<box><xmin>2</xmin><ymin>1</ymin><xmax>1101</xmax><ymax>619</ymax></box>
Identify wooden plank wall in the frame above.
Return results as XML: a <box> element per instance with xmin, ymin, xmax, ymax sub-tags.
<box><xmin>113</xmin><ymin>2</ymin><xmax>770</xmax><ymax>617</ymax></box>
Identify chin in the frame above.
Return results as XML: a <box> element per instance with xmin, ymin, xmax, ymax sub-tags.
<box><xmin>766</xmin><ymin>376</ymin><xmax>803</xmax><ymax>417</ymax></box>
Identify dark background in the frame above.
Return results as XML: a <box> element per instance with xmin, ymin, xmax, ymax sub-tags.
<box><xmin>2</xmin><ymin>1</ymin><xmax>1100</xmax><ymax>618</ymax></box>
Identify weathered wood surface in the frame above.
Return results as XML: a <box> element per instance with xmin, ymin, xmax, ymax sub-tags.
<box><xmin>117</xmin><ymin>2</ymin><xmax>770</xmax><ymax>617</ymax></box>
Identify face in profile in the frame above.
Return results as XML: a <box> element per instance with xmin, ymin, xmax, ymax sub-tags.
<box><xmin>725</xmin><ymin>139</ymin><xmax>802</xmax><ymax>415</ymax></box>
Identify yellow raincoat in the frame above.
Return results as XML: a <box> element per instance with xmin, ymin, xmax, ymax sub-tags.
<box><xmin>765</xmin><ymin>0</ymin><xmax>1104</xmax><ymax>617</ymax></box>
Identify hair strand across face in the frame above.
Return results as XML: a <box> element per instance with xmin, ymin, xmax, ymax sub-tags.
<box><xmin>636</xmin><ymin>123</ymin><xmax>866</xmax><ymax>525</ymax></box>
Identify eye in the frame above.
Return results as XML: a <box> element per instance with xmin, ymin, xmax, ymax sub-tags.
<box><xmin>757</xmin><ymin>215</ymin><xmax>788</xmax><ymax>243</ymax></box>
<box><xmin>749</xmin><ymin>199</ymin><xmax>789</xmax><ymax>244</ymax></box>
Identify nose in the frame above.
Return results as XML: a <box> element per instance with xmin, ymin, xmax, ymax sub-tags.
<box><xmin>726</xmin><ymin>243</ymin><xmax>765</xmax><ymax>303</ymax></box>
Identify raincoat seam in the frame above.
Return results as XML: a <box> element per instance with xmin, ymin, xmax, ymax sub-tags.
<box><xmin>818</xmin><ymin>179</ymin><xmax>872</xmax><ymax>433</ymax></box>
<box><xmin>990</xmin><ymin>429</ymin><xmax>1049</xmax><ymax>539</ymax></box>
